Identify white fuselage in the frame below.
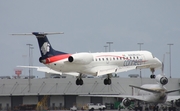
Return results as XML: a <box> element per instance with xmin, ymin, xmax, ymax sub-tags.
<box><xmin>138</xmin><ymin>84</ymin><xmax>167</xmax><ymax>103</ymax></box>
<box><xmin>44</xmin><ymin>50</ymin><xmax>161</xmax><ymax>75</ymax></box>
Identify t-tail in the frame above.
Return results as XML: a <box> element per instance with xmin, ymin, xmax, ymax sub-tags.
<box><xmin>32</xmin><ymin>32</ymin><xmax>67</xmax><ymax>59</ymax></box>
<box><xmin>12</xmin><ymin>32</ymin><xmax>68</xmax><ymax>62</ymax></box>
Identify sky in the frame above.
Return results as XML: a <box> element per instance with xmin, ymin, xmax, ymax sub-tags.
<box><xmin>0</xmin><ymin>0</ymin><xmax>180</xmax><ymax>78</ymax></box>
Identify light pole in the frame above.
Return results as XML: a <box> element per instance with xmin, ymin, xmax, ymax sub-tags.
<box><xmin>22</xmin><ymin>55</ymin><xmax>27</xmax><ymax>75</ymax></box>
<box><xmin>137</xmin><ymin>43</ymin><xmax>144</xmax><ymax>78</ymax></box>
<box><xmin>104</xmin><ymin>45</ymin><xmax>108</xmax><ymax>52</ymax></box>
<box><xmin>137</xmin><ymin>43</ymin><xmax>144</xmax><ymax>51</ymax></box>
<box><xmin>30</xmin><ymin>46</ymin><xmax>34</xmax><ymax>76</ymax></box>
<box><xmin>106</xmin><ymin>42</ymin><xmax>113</xmax><ymax>52</ymax></box>
<box><xmin>167</xmin><ymin>43</ymin><xmax>173</xmax><ymax>78</ymax></box>
<box><xmin>26</xmin><ymin>43</ymin><xmax>32</xmax><ymax>92</ymax></box>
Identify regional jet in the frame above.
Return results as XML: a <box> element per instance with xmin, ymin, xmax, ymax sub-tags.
<box><xmin>80</xmin><ymin>74</ymin><xmax>180</xmax><ymax>109</ymax></box>
<box><xmin>14</xmin><ymin>32</ymin><xmax>162</xmax><ymax>85</ymax></box>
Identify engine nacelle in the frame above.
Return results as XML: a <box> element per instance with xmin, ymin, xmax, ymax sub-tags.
<box><xmin>122</xmin><ymin>98</ymin><xmax>131</xmax><ymax>107</ymax></box>
<box><xmin>156</xmin><ymin>74</ymin><xmax>168</xmax><ymax>85</ymax></box>
<box><xmin>39</xmin><ymin>57</ymin><xmax>46</xmax><ymax>64</ymax></box>
<box><xmin>175</xmin><ymin>99</ymin><xmax>180</xmax><ymax>107</ymax></box>
<box><xmin>68</xmin><ymin>53</ymin><xmax>93</xmax><ymax>65</ymax></box>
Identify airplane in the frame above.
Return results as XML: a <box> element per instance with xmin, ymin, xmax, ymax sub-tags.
<box><xmin>79</xmin><ymin>72</ymin><xmax>180</xmax><ymax>109</ymax></box>
<box><xmin>14</xmin><ymin>32</ymin><xmax>162</xmax><ymax>85</ymax></box>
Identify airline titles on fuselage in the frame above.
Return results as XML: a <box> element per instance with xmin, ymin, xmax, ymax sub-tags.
<box><xmin>95</xmin><ymin>53</ymin><xmax>145</xmax><ymax>66</ymax></box>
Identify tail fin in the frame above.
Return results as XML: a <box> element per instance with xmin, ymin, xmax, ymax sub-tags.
<box><xmin>12</xmin><ymin>32</ymin><xmax>68</xmax><ymax>59</ymax></box>
<box><xmin>32</xmin><ymin>32</ymin><xmax>67</xmax><ymax>59</ymax></box>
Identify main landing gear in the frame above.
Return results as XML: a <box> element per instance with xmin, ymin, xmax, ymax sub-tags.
<box><xmin>104</xmin><ymin>74</ymin><xmax>112</xmax><ymax>85</ymax></box>
<box><xmin>150</xmin><ymin>68</ymin><xmax>156</xmax><ymax>79</ymax></box>
<box><xmin>76</xmin><ymin>74</ymin><xmax>83</xmax><ymax>85</ymax></box>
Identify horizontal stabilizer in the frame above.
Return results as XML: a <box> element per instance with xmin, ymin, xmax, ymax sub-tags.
<box><xmin>166</xmin><ymin>89</ymin><xmax>180</xmax><ymax>94</ymax></box>
<box><xmin>129</xmin><ymin>85</ymin><xmax>160</xmax><ymax>93</ymax></box>
<box><xmin>12</xmin><ymin>32</ymin><xmax>64</xmax><ymax>36</ymax></box>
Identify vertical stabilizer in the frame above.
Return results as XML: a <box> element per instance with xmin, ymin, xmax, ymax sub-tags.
<box><xmin>32</xmin><ymin>32</ymin><xmax>67</xmax><ymax>59</ymax></box>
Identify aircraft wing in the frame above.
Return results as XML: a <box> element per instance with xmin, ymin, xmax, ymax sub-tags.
<box><xmin>95</xmin><ymin>66</ymin><xmax>137</xmax><ymax>76</ymax></box>
<box><xmin>165</xmin><ymin>89</ymin><xmax>180</xmax><ymax>101</ymax></box>
<box><xmin>17</xmin><ymin>66</ymin><xmax>79</xmax><ymax>76</ymax></box>
<box><xmin>94</xmin><ymin>63</ymin><xmax>159</xmax><ymax>77</ymax></box>
<box><xmin>79</xmin><ymin>94</ymin><xmax>148</xmax><ymax>102</ymax></box>
<box><xmin>129</xmin><ymin>85</ymin><xmax>160</xmax><ymax>93</ymax></box>
<box><xmin>167</xmin><ymin>96</ymin><xmax>180</xmax><ymax>102</ymax></box>
<box><xmin>136</xmin><ymin>63</ymin><xmax>160</xmax><ymax>69</ymax></box>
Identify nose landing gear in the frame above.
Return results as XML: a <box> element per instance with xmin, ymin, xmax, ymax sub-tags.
<box><xmin>150</xmin><ymin>68</ymin><xmax>156</xmax><ymax>79</ymax></box>
<box><xmin>104</xmin><ymin>74</ymin><xmax>112</xmax><ymax>85</ymax></box>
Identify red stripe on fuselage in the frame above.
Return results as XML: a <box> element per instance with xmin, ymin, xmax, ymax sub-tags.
<box><xmin>45</xmin><ymin>54</ymin><xmax>71</xmax><ymax>64</ymax></box>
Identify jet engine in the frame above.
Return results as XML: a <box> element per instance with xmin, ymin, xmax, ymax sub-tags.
<box><xmin>155</xmin><ymin>74</ymin><xmax>168</xmax><ymax>85</ymax></box>
<box><xmin>68</xmin><ymin>53</ymin><xmax>93</xmax><ymax>65</ymax></box>
<box><xmin>175</xmin><ymin>99</ymin><xmax>180</xmax><ymax>107</ymax></box>
<box><xmin>39</xmin><ymin>57</ymin><xmax>46</xmax><ymax>64</ymax></box>
<box><xmin>122</xmin><ymin>98</ymin><xmax>131</xmax><ymax>107</ymax></box>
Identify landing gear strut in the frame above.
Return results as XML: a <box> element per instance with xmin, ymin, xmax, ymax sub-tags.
<box><xmin>150</xmin><ymin>68</ymin><xmax>156</xmax><ymax>79</ymax></box>
<box><xmin>76</xmin><ymin>74</ymin><xmax>83</xmax><ymax>85</ymax></box>
<box><xmin>104</xmin><ymin>74</ymin><xmax>112</xmax><ymax>85</ymax></box>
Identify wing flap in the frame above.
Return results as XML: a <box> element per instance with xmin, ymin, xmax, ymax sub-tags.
<box><xmin>96</xmin><ymin>66</ymin><xmax>136</xmax><ymax>76</ymax></box>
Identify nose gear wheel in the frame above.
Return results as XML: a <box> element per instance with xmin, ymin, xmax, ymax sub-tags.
<box><xmin>104</xmin><ymin>74</ymin><xmax>112</xmax><ymax>85</ymax></box>
<box><xmin>150</xmin><ymin>68</ymin><xmax>156</xmax><ymax>79</ymax></box>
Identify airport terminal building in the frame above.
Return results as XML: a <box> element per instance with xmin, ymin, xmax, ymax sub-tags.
<box><xmin>0</xmin><ymin>74</ymin><xmax>180</xmax><ymax>110</ymax></box>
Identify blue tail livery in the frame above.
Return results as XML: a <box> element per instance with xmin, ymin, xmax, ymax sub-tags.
<box><xmin>12</xmin><ymin>32</ymin><xmax>69</xmax><ymax>63</ymax></box>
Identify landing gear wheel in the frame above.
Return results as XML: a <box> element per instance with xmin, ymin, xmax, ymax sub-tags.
<box><xmin>104</xmin><ymin>78</ymin><xmax>111</xmax><ymax>85</ymax></box>
<box><xmin>150</xmin><ymin>68</ymin><xmax>156</xmax><ymax>79</ymax></box>
<box><xmin>79</xmin><ymin>79</ymin><xmax>83</xmax><ymax>85</ymax></box>
<box><xmin>150</xmin><ymin>74</ymin><xmax>156</xmax><ymax>79</ymax></box>
<box><xmin>104</xmin><ymin>79</ymin><xmax>108</xmax><ymax>85</ymax></box>
<box><xmin>76</xmin><ymin>79</ymin><xmax>79</xmax><ymax>85</ymax></box>
<box><xmin>76</xmin><ymin>79</ymin><xmax>84</xmax><ymax>85</ymax></box>
<box><xmin>107</xmin><ymin>78</ymin><xmax>111</xmax><ymax>85</ymax></box>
